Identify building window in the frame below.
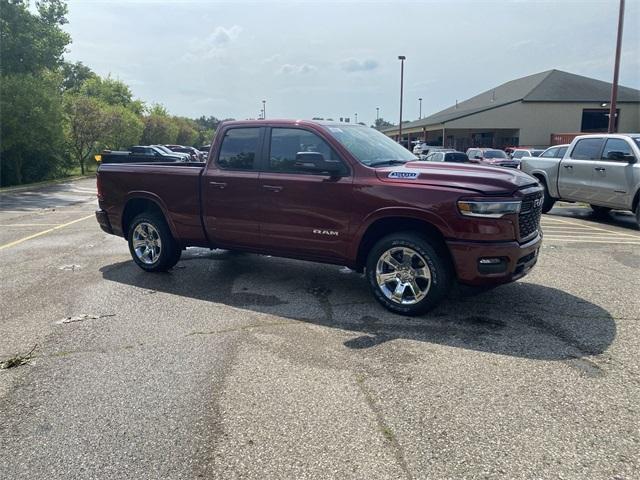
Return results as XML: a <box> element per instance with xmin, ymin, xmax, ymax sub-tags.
<box><xmin>581</xmin><ymin>109</ymin><xmax>618</xmax><ymax>133</ymax></box>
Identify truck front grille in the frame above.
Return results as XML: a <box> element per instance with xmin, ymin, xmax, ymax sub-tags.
<box><xmin>518</xmin><ymin>190</ymin><xmax>543</xmax><ymax>241</ymax></box>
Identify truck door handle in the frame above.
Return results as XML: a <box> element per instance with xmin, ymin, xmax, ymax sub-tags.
<box><xmin>209</xmin><ymin>181</ymin><xmax>227</xmax><ymax>189</ymax></box>
<box><xmin>563</xmin><ymin>165</ymin><xmax>573</xmax><ymax>169</ymax></box>
<box><xmin>262</xmin><ymin>185</ymin><xmax>283</xmax><ymax>192</ymax></box>
<box><xmin>594</xmin><ymin>167</ymin><xmax>606</xmax><ymax>172</ymax></box>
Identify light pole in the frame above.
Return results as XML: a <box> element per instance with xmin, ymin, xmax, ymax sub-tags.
<box><xmin>398</xmin><ymin>55</ymin><xmax>406</xmax><ymax>145</ymax></box>
<box><xmin>608</xmin><ymin>0</ymin><xmax>625</xmax><ymax>133</ymax></box>
<box><xmin>262</xmin><ymin>100</ymin><xmax>266</xmax><ymax>120</ymax></box>
<box><xmin>418</xmin><ymin>97</ymin><xmax>422</xmax><ymax>119</ymax></box>
<box><xmin>376</xmin><ymin>107</ymin><xmax>380</xmax><ymax>123</ymax></box>
<box><xmin>355</xmin><ymin>113</ymin><xmax>358</xmax><ymax>124</ymax></box>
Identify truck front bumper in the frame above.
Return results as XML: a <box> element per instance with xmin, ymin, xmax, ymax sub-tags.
<box><xmin>95</xmin><ymin>209</ymin><xmax>114</xmax><ymax>235</ymax></box>
<box><xmin>446</xmin><ymin>233</ymin><xmax>542</xmax><ymax>286</ymax></box>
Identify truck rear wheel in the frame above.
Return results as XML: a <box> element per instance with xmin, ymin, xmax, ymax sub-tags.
<box><xmin>366</xmin><ymin>232</ymin><xmax>451</xmax><ymax>316</ymax></box>
<box><xmin>128</xmin><ymin>213</ymin><xmax>181</xmax><ymax>272</ymax></box>
<box><xmin>590</xmin><ymin>205</ymin><xmax>611</xmax><ymax>217</ymax></box>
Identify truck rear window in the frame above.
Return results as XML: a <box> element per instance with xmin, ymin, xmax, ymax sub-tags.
<box><xmin>218</xmin><ymin>128</ymin><xmax>261</xmax><ymax>170</ymax></box>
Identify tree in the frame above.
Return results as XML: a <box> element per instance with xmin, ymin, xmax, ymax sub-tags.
<box><xmin>141</xmin><ymin>105</ymin><xmax>178</xmax><ymax>145</ymax></box>
<box><xmin>0</xmin><ymin>0</ymin><xmax>71</xmax><ymax>75</ymax></box>
<box><xmin>61</xmin><ymin>61</ymin><xmax>96</xmax><ymax>92</ymax></box>
<box><xmin>174</xmin><ymin>117</ymin><xmax>198</xmax><ymax>146</ymax></box>
<box><xmin>373</xmin><ymin>117</ymin><xmax>394</xmax><ymax>129</ymax></box>
<box><xmin>1</xmin><ymin>71</ymin><xmax>67</xmax><ymax>186</ymax></box>
<box><xmin>64</xmin><ymin>94</ymin><xmax>107</xmax><ymax>174</ymax></box>
<box><xmin>104</xmin><ymin>105</ymin><xmax>143</xmax><ymax>150</ymax></box>
<box><xmin>80</xmin><ymin>76</ymin><xmax>144</xmax><ymax>114</ymax></box>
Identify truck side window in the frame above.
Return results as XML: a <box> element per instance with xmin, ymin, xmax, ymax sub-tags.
<box><xmin>268</xmin><ymin>128</ymin><xmax>345</xmax><ymax>174</ymax></box>
<box><xmin>218</xmin><ymin>128</ymin><xmax>261</xmax><ymax>170</ymax></box>
<box><xmin>601</xmin><ymin>138</ymin><xmax>633</xmax><ymax>161</ymax></box>
<box><xmin>571</xmin><ymin>138</ymin><xmax>604</xmax><ymax>160</ymax></box>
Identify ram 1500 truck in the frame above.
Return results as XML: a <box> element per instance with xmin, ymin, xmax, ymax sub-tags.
<box><xmin>521</xmin><ymin>134</ymin><xmax>640</xmax><ymax>227</ymax></box>
<box><xmin>96</xmin><ymin>120</ymin><xmax>543</xmax><ymax>315</ymax></box>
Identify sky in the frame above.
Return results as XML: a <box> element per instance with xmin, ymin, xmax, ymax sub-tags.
<box><xmin>63</xmin><ymin>0</ymin><xmax>640</xmax><ymax>124</ymax></box>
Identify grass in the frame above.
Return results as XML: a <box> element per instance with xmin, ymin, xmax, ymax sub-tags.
<box><xmin>0</xmin><ymin>167</ymin><xmax>96</xmax><ymax>192</ymax></box>
<box><xmin>0</xmin><ymin>345</ymin><xmax>37</xmax><ymax>369</ymax></box>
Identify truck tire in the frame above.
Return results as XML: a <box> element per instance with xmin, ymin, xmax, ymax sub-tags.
<box><xmin>366</xmin><ymin>232</ymin><xmax>451</xmax><ymax>316</ymax></box>
<box><xmin>590</xmin><ymin>205</ymin><xmax>611</xmax><ymax>217</ymax></box>
<box><xmin>540</xmin><ymin>180</ymin><xmax>556</xmax><ymax>214</ymax></box>
<box><xmin>635</xmin><ymin>204</ymin><xmax>640</xmax><ymax>230</ymax></box>
<box><xmin>128</xmin><ymin>212</ymin><xmax>181</xmax><ymax>272</ymax></box>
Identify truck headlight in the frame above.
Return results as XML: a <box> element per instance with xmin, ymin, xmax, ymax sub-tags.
<box><xmin>457</xmin><ymin>200</ymin><xmax>521</xmax><ymax>218</ymax></box>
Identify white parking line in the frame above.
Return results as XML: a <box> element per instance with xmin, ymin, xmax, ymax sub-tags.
<box><xmin>542</xmin><ymin>216</ymin><xmax>640</xmax><ymax>239</ymax></box>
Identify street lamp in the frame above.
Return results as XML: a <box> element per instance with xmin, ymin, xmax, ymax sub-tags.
<box><xmin>262</xmin><ymin>100</ymin><xmax>266</xmax><ymax>120</ymax></box>
<box><xmin>398</xmin><ymin>55</ymin><xmax>406</xmax><ymax>145</ymax></box>
<box><xmin>608</xmin><ymin>0</ymin><xmax>625</xmax><ymax>133</ymax></box>
<box><xmin>418</xmin><ymin>97</ymin><xmax>422</xmax><ymax>119</ymax></box>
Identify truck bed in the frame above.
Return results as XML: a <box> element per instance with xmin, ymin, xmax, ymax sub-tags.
<box><xmin>97</xmin><ymin>162</ymin><xmax>208</xmax><ymax>245</ymax></box>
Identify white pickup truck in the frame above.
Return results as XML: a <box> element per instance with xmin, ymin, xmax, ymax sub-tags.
<box><xmin>521</xmin><ymin>134</ymin><xmax>640</xmax><ymax>228</ymax></box>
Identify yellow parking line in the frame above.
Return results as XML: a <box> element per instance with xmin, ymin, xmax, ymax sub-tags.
<box><xmin>0</xmin><ymin>214</ymin><xmax>94</xmax><ymax>251</ymax></box>
<box><xmin>0</xmin><ymin>223</ymin><xmax>62</xmax><ymax>227</ymax></box>
<box><xmin>542</xmin><ymin>216</ymin><xmax>640</xmax><ymax>238</ymax></box>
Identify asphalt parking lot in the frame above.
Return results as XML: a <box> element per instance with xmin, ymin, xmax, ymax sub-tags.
<box><xmin>1</xmin><ymin>177</ymin><xmax>639</xmax><ymax>479</ymax></box>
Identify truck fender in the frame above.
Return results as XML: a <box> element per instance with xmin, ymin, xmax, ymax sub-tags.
<box><xmin>348</xmin><ymin>206</ymin><xmax>453</xmax><ymax>262</ymax></box>
<box><xmin>122</xmin><ymin>191</ymin><xmax>179</xmax><ymax>239</ymax></box>
<box><xmin>528</xmin><ymin>170</ymin><xmax>558</xmax><ymax>198</ymax></box>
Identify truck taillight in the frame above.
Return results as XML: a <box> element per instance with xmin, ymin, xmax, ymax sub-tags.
<box><xmin>96</xmin><ymin>172</ymin><xmax>104</xmax><ymax>201</ymax></box>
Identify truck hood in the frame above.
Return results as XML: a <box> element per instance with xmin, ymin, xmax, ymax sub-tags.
<box><xmin>375</xmin><ymin>161</ymin><xmax>537</xmax><ymax>195</ymax></box>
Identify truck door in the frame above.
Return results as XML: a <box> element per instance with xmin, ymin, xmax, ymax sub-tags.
<box><xmin>590</xmin><ymin>137</ymin><xmax>637</xmax><ymax>208</ymax></box>
<box><xmin>201</xmin><ymin>127</ymin><xmax>264</xmax><ymax>249</ymax></box>
<box><xmin>558</xmin><ymin>137</ymin><xmax>604</xmax><ymax>202</ymax></box>
<box><xmin>257</xmin><ymin>127</ymin><xmax>353</xmax><ymax>262</ymax></box>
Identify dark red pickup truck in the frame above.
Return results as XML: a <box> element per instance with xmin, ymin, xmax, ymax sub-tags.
<box><xmin>96</xmin><ymin>120</ymin><xmax>543</xmax><ymax>315</ymax></box>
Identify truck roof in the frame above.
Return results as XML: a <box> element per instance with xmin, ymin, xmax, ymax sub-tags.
<box><xmin>218</xmin><ymin>119</ymin><xmax>364</xmax><ymax>128</ymax></box>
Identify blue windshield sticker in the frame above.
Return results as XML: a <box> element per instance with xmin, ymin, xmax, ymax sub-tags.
<box><xmin>388</xmin><ymin>171</ymin><xmax>418</xmax><ymax>179</ymax></box>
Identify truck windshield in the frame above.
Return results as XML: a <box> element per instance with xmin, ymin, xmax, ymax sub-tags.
<box><xmin>326</xmin><ymin>125</ymin><xmax>417</xmax><ymax>166</ymax></box>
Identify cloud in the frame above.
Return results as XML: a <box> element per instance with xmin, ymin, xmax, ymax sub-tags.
<box><xmin>278</xmin><ymin>63</ymin><xmax>318</xmax><ymax>75</ymax></box>
<box><xmin>340</xmin><ymin>58</ymin><xmax>379</xmax><ymax>73</ymax></box>
<box><xmin>184</xmin><ymin>25</ymin><xmax>242</xmax><ymax>60</ymax></box>
<box><xmin>207</xmin><ymin>25</ymin><xmax>242</xmax><ymax>47</ymax></box>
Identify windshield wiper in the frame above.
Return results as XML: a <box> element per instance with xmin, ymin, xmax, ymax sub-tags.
<box><xmin>368</xmin><ymin>159</ymin><xmax>408</xmax><ymax>167</ymax></box>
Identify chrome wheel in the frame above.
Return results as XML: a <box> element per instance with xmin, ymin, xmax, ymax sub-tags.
<box><xmin>375</xmin><ymin>247</ymin><xmax>432</xmax><ymax>305</ymax></box>
<box><xmin>132</xmin><ymin>222</ymin><xmax>162</xmax><ymax>265</ymax></box>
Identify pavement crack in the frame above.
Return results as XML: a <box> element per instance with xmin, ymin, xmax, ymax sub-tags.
<box><xmin>355</xmin><ymin>374</ymin><xmax>414</xmax><ymax>480</ymax></box>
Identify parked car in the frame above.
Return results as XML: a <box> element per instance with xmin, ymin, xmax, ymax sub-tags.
<box><xmin>511</xmin><ymin>148</ymin><xmax>545</xmax><ymax>160</ymax></box>
<box><xmin>165</xmin><ymin>145</ymin><xmax>203</xmax><ymax>161</ymax></box>
<box><xmin>536</xmin><ymin>144</ymin><xmax>569</xmax><ymax>160</ymax></box>
<box><xmin>101</xmin><ymin>147</ymin><xmax>185</xmax><ymax>164</ymax></box>
<box><xmin>96</xmin><ymin>120</ymin><xmax>543</xmax><ymax>316</ymax></box>
<box><xmin>130</xmin><ymin>146</ymin><xmax>187</xmax><ymax>162</ymax></box>
<box><xmin>153</xmin><ymin>145</ymin><xmax>191</xmax><ymax>161</ymax></box>
<box><xmin>466</xmin><ymin>148</ymin><xmax>520</xmax><ymax>168</ymax></box>
<box><xmin>520</xmin><ymin>134</ymin><xmax>640</xmax><ymax>226</ymax></box>
<box><xmin>423</xmin><ymin>150</ymin><xmax>469</xmax><ymax>163</ymax></box>
<box><xmin>413</xmin><ymin>143</ymin><xmax>443</xmax><ymax>156</ymax></box>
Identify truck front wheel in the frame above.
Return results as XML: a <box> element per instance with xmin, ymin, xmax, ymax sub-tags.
<box><xmin>366</xmin><ymin>233</ymin><xmax>451</xmax><ymax>316</ymax></box>
<box><xmin>128</xmin><ymin>213</ymin><xmax>181</xmax><ymax>272</ymax></box>
<box><xmin>540</xmin><ymin>179</ymin><xmax>555</xmax><ymax>214</ymax></box>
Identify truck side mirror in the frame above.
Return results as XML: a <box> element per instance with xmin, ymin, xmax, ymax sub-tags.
<box><xmin>606</xmin><ymin>150</ymin><xmax>635</xmax><ymax>162</ymax></box>
<box><xmin>294</xmin><ymin>152</ymin><xmax>343</xmax><ymax>175</ymax></box>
